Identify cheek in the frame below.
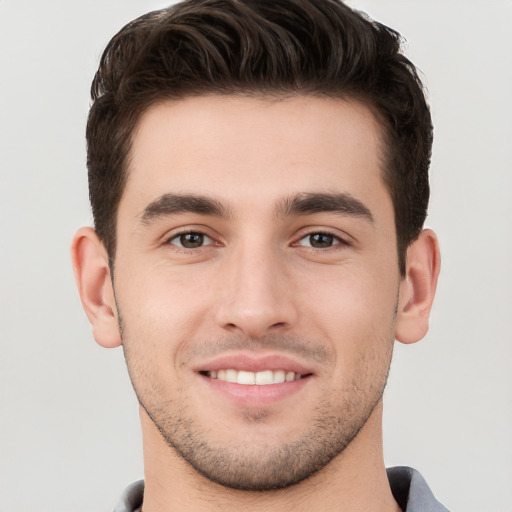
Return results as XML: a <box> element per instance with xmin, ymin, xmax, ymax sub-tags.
<box><xmin>115</xmin><ymin>261</ymin><xmax>227</xmax><ymax>391</ymax></box>
<box><xmin>297</xmin><ymin>263</ymin><xmax>398</xmax><ymax>370</ymax></box>
<box><xmin>300</xmin><ymin>261</ymin><xmax>399</xmax><ymax>326</ymax></box>
<box><xmin>117</xmin><ymin>260</ymin><xmax>212</xmax><ymax>325</ymax></box>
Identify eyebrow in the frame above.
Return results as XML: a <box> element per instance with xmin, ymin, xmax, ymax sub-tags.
<box><xmin>139</xmin><ymin>193</ymin><xmax>228</xmax><ymax>224</ymax></box>
<box><xmin>276</xmin><ymin>192</ymin><xmax>374</xmax><ymax>223</ymax></box>
<box><xmin>139</xmin><ymin>191</ymin><xmax>374</xmax><ymax>225</ymax></box>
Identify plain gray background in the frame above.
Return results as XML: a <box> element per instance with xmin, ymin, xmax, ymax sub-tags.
<box><xmin>1</xmin><ymin>1</ymin><xmax>511</xmax><ymax>511</ymax></box>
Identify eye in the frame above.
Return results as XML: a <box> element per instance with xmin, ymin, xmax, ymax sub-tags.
<box><xmin>297</xmin><ymin>232</ymin><xmax>345</xmax><ymax>249</ymax></box>
<box><xmin>169</xmin><ymin>232</ymin><xmax>213</xmax><ymax>249</ymax></box>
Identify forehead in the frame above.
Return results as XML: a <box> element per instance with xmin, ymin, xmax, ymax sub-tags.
<box><xmin>123</xmin><ymin>95</ymin><xmax>391</xmax><ymax>221</ymax></box>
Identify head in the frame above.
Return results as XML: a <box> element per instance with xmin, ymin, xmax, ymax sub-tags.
<box><xmin>73</xmin><ymin>0</ymin><xmax>440</xmax><ymax>495</ymax></box>
<box><xmin>86</xmin><ymin>0</ymin><xmax>433</xmax><ymax>275</ymax></box>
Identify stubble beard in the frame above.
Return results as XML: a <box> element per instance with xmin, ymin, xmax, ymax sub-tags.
<box><xmin>115</xmin><ymin>283</ymin><xmax>396</xmax><ymax>492</ymax></box>
<box><xmin>142</xmin><ymin>387</ymin><xmax>388</xmax><ymax>491</ymax></box>
<box><xmin>121</xmin><ymin>332</ymin><xmax>393</xmax><ymax>492</ymax></box>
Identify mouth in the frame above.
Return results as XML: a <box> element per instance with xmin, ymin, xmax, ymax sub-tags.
<box><xmin>200</xmin><ymin>369</ymin><xmax>308</xmax><ymax>385</ymax></box>
<box><xmin>195</xmin><ymin>353</ymin><xmax>314</xmax><ymax>406</ymax></box>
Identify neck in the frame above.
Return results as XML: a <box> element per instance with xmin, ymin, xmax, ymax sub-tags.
<box><xmin>140</xmin><ymin>403</ymin><xmax>400</xmax><ymax>512</ymax></box>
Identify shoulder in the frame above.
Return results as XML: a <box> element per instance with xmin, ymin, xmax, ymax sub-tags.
<box><xmin>112</xmin><ymin>480</ymin><xmax>144</xmax><ymax>512</ymax></box>
<box><xmin>387</xmin><ymin>466</ymin><xmax>450</xmax><ymax>512</ymax></box>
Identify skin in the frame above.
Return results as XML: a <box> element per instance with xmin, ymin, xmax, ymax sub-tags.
<box><xmin>72</xmin><ymin>95</ymin><xmax>440</xmax><ymax>511</ymax></box>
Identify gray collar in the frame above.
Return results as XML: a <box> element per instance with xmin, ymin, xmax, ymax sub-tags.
<box><xmin>114</xmin><ymin>466</ymin><xmax>449</xmax><ymax>512</ymax></box>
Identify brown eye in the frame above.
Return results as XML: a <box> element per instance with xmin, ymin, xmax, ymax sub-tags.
<box><xmin>297</xmin><ymin>232</ymin><xmax>343</xmax><ymax>248</ymax></box>
<box><xmin>309</xmin><ymin>233</ymin><xmax>334</xmax><ymax>248</ymax></box>
<box><xmin>170</xmin><ymin>232</ymin><xmax>211</xmax><ymax>249</ymax></box>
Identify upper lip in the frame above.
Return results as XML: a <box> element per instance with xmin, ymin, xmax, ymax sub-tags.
<box><xmin>194</xmin><ymin>352</ymin><xmax>314</xmax><ymax>375</ymax></box>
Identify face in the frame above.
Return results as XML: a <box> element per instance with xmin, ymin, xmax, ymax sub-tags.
<box><xmin>113</xmin><ymin>95</ymin><xmax>402</xmax><ymax>490</ymax></box>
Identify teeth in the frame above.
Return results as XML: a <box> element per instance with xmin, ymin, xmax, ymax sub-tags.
<box><xmin>274</xmin><ymin>370</ymin><xmax>285</xmax><ymax>383</ymax></box>
<box><xmin>255</xmin><ymin>370</ymin><xmax>273</xmax><ymax>385</ymax></box>
<box><xmin>225</xmin><ymin>369</ymin><xmax>237</xmax><ymax>383</ymax></box>
<box><xmin>207</xmin><ymin>369</ymin><xmax>304</xmax><ymax>385</ymax></box>
<box><xmin>238</xmin><ymin>370</ymin><xmax>255</xmax><ymax>385</ymax></box>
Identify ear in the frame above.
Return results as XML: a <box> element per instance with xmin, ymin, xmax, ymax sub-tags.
<box><xmin>395</xmin><ymin>229</ymin><xmax>441</xmax><ymax>344</ymax></box>
<box><xmin>71</xmin><ymin>227</ymin><xmax>122</xmax><ymax>348</ymax></box>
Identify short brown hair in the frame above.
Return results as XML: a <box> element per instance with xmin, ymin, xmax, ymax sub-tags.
<box><xmin>86</xmin><ymin>0</ymin><xmax>433</xmax><ymax>274</ymax></box>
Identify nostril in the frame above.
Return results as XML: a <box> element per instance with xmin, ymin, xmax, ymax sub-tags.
<box><xmin>216</xmin><ymin>300</ymin><xmax>297</xmax><ymax>338</ymax></box>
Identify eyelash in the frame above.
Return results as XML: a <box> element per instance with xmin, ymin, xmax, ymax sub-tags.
<box><xmin>294</xmin><ymin>231</ymin><xmax>348</xmax><ymax>249</ymax></box>
<box><xmin>166</xmin><ymin>230</ymin><xmax>348</xmax><ymax>251</ymax></box>
<box><xmin>167</xmin><ymin>231</ymin><xmax>215</xmax><ymax>250</ymax></box>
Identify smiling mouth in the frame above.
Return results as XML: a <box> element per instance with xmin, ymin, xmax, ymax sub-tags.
<box><xmin>200</xmin><ymin>369</ymin><xmax>310</xmax><ymax>385</ymax></box>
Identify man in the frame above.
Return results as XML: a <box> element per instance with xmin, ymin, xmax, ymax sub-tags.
<box><xmin>71</xmin><ymin>0</ymin><xmax>444</xmax><ymax>510</ymax></box>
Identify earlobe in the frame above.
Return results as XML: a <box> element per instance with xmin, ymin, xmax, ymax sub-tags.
<box><xmin>71</xmin><ymin>227</ymin><xmax>122</xmax><ymax>348</ymax></box>
<box><xmin>395</xmin><ymin>229</ymin><xmax>441</xmax><ymax>344</ymax></box>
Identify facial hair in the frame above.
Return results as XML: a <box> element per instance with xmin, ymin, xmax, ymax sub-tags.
<box><xmin>119</xmin><ymin>315</ymin><xmax>395</xmax><ymax>491</ymax></box>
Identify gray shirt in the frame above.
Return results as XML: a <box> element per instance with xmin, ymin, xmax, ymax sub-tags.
<box><xmin>113</xmin><ymin>466</ymin><xmax>450</xmax><ymax>512</ymax></box>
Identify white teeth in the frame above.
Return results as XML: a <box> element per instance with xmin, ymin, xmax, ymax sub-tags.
<box><xmin>237</xmin><ymin>370</ymin><xmax>255</xmax><ymax>385</ymax></box>
<box><xmin>225</xmin><ymin>369</ymin><xmax>238</xmax><ymax>383</ymax></box>
<box><xmin>273</xmin><ymin>370</ymin><xmax>285</xmax><ymax>383</ymax></box>
<box><xmin>208</xmin><ymin>369</ymin><xmax>304</xmax><ymax>385</ymax></box>
<box><xmin>255</xmin><ymin>370</ymin><xmax>273</xmax><ymax>385</ymax></box>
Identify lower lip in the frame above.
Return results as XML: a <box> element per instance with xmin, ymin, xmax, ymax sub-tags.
<box><xmin>200</xmin><ymin>374</ymin><xmax>311</xmax><ymax>407</ymax></box>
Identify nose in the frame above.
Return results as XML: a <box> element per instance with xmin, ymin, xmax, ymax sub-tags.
<box><xmin>214</xmin><ymin>242</ymin><xmax>298</xmax><ymax>339</ymax></box>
